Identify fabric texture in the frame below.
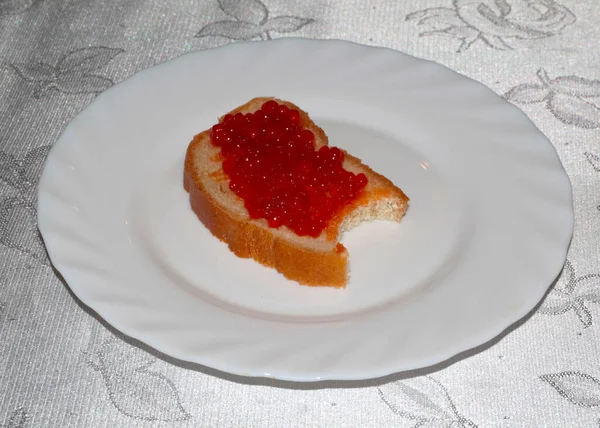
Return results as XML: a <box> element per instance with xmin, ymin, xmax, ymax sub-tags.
<box><xmin>1</xmin><ymin>0</ymin><xmax>599</xmax><ymax>426</ymax></box>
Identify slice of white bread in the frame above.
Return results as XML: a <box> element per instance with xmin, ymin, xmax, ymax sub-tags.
<box><xmin>184</xmin><ymin>97</ymin><xmax>409</xmax><ymax>287</ymax></box>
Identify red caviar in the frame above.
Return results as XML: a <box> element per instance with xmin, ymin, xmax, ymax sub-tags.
<box><xmin>210</xmin><ymin>100</ymin><xmax>368</xmax><ymax>237</ymax></box>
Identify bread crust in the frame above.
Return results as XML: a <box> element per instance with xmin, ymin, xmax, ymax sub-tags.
<box><xmin>184</xmin><ymin>97</ymin><xmax>408</xmax><ymax>287</ymax></box>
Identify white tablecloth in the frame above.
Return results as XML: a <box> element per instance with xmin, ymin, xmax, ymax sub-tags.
<box><xmin>1</xmin><ymin>0</ymin><xmax>599</xmax><ymax>426</ymax></box>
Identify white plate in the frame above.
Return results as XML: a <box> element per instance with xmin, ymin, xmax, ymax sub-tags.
<box><xmin>37</xmin><ymin>39</ymin><xmax>573</xmax><ymax>381</ymax></box>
